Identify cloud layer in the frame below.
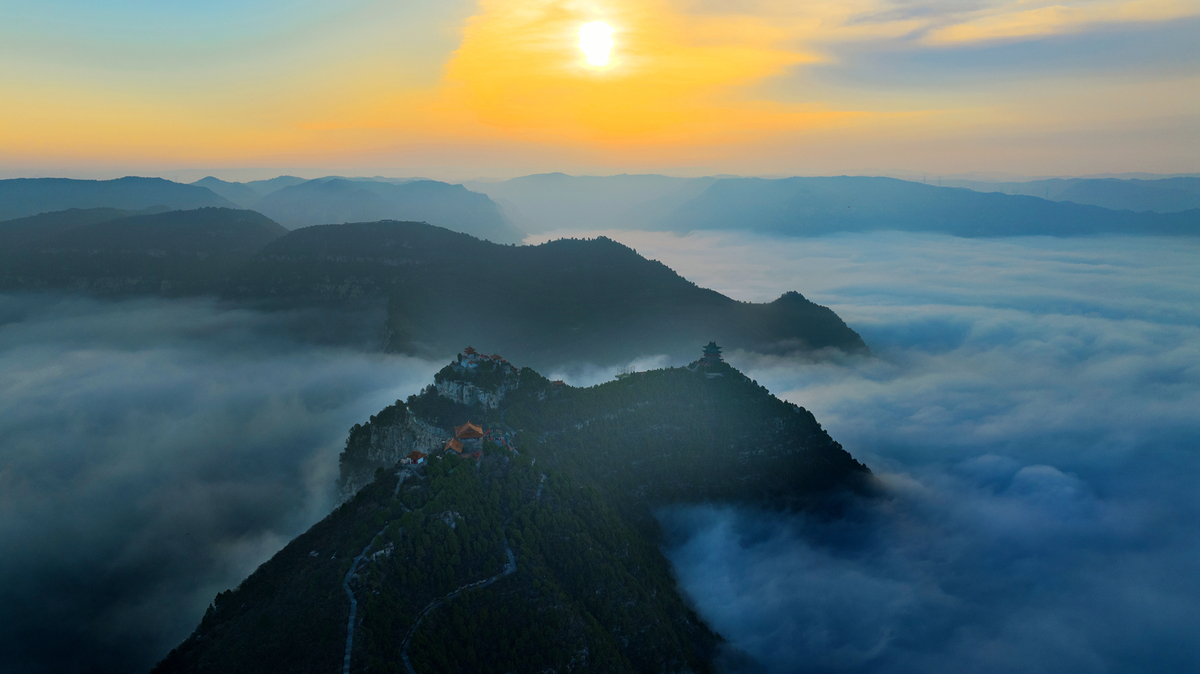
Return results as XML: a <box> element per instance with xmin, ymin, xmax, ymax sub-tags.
<box><xmin>605</xmin><ymin>230</ymin><xmax>1200</xmax><ymax>672</ymax></box>
<box><xmin>0</xmin><ymin>294</ymin><xmax>440</xmax><ymax>673</ymax></box>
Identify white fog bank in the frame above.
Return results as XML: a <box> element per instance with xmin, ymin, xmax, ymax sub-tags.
<box><xmin>566</xmin><ymin>230</ymin><xmax>1200</xmax><ymax>673</ymax></box>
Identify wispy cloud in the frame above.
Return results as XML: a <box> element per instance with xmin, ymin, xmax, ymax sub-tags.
<box><xmin>0</xmin><ymin>294</ymin><xmax>441</xmax><ymax>672</ymax></box>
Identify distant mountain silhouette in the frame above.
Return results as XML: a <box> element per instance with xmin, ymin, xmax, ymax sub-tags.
<box><xmin>465</xmin><ymin>172</ymin><xmax>716</xmax><ymax>233</ymax></box>
<box><xmin>0</xmin><ymin>207</ymin><xmax>287</xmax><ymax>295</ymax></box>
<box><xmin>192</xmin><ymin>177</ymin><xmax>262</xmax><ymax>208</ymax></box>
<box><xmin>942</xmin><ymin>176</ymin><xmax>1200</xmax><ymax>213</ymax></box>
<box><xmin>0</xmin><ymin>177</ymin><xmax>235</xmax><ymax>221</ymax></box>
<box><xmin>228</xmin><ymin>221</ymin><xmax>868</xmax><ymax>367</ymax></box>
<box><xmin>190</xmin><ymin>175</ymin><xmax>309</xmax><ymax>208</ymax></box>
<box><xmin>254</xmin><ymin>178</ymin><xmax>525</xmax><ymax>243</ymax></box>
<box><xmin>658</xmin><ymin>176</ymin><xmax>1200</xmax><ymax>237</ymax></box>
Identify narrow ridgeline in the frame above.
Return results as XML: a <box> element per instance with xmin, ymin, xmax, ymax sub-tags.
<box><xmin>155</xmin><ymin>346</ymin><xmax>870</xmax><ymax>674</ymax></box>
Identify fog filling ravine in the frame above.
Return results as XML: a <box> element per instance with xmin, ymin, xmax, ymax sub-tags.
<box><xmin>610</xmin><ymin>231</ymin><xmax>1198</xmax><ymax>673</ymax></box>
<box><xmin>0</xmin><ymin>295</ymin><xmax>442</xmax><ymax>672</ymax></box>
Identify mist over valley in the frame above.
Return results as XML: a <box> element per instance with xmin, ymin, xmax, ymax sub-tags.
<box><xmin>1</xmin><ymin>220</ymin><xmax>1195</xmax><ymax>672</ymax></box>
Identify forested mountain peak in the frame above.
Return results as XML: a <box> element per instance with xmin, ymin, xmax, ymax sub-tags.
<box><xmin>156</xmin><ymin>348</ymin><xmax>869</xmax><ymax>673</ymax></box>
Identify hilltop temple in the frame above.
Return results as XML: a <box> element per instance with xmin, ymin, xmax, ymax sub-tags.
<box><xmin>701</xmin><ymin>341</ymin><xmax>723</xmax><ymax>365</ymax></box>
<box><xmin>445</xmin><ymin>421</ymin><xmax>484</xmax><ymax>455</ymax></box>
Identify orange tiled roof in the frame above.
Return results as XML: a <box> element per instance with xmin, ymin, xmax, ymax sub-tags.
<box><xmin>455</xmin><ymin>422</ymin><xmax>484</xmax><ymax>439</ymax></box>
<box><xmin>444</xmin><ymin>438</ymin><xmax>463</xmax><ymax>453</ymax></box>
<box><xmin>407</xmin><ymin>450</ymin><xmax>427</xmax><ymax>461</ymax></box>
<box><xmin>464</xmin><ymin>346</ymin><xmax>477</xmax><ymax>355</ymax></box>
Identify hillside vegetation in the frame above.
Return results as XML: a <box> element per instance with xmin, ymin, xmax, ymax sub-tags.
<box><xmin>0</xmin><ymin>207</ymin><xmax>288</xmax><ymax>295</ymax></box>
<box><xmin>230</xmin><ymin>221</ymin><xmax>868</xmax><ymax>367</ymax></box>
<box><xmin>156</xmin><ymin>353</ymin><xmax>867</xmax><ymax>673</ymax></box>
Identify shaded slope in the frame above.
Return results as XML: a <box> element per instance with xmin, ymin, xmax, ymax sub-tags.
<box><xmin>661</xmin><ymin>176</ymin><xmax>1200</xmax><ymax>237</ymax></box>
<box><xmin>229</xmin><ymin>221</ymin><xmax>868</xmax><ymax>367</ymax></box>
<box><xmin>0</xmin><ymin>206</ymin><xmax>167</xmax><ymax>249</ymax></box>
<box><xmin>154</xmin><ymin>451</ymin><xmax>718</xmax><ymax>674</ymax></box>
<box><xmin>158</xmin><ymin>355</ymin><xmax>867</xmax><ymax>673</ymax></box>
<box><xmin>0</xmin><ymin>176</ymin><xmax>235</xmax><ymax>221</ymax></box>
<box><xmin>0</xmin><ymin>207</ymin><xmax>288</xmax><ymax>295</ymax></box>
<box><xmin>255</xmin><ymin>178</ymin><xmax>525</xmax><ymax>243</ymax></box>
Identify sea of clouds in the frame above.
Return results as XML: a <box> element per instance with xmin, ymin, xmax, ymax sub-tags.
<box><xmin>556</xmin><ymin>230</ymin><xmax>1199</xmax><ymax>673</ymax></box>
<box><xmin>0</xmin><ymin>295</ymin><xmax>441</xmax><ymax>673</ymax></box>
<box><xmin>3</xmin><ymin>231</ymin><xmax>1196</xmax><ymax>673</ymax></box>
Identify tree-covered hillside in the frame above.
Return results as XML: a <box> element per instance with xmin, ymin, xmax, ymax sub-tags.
<box><xmin>231</xmin><ymin>221</ymin><xmax>868</xmax><ymax>367</ymax></box>
<box><xmin>343</xmin><ymin>353</ymin><xmax>870</xmax><ymax>507</ymax></box>
<box><xmin>157</xmin><ymin>352</ymin><xmax>867</xmax><ymax>673</ymax></box>
<box><xmin>154</xmin><ymin>449</ymin><xmax>717</xmax><ymax>674</ymax></box>
<box><xmin>0</xmin><ymin>207</ymin><xmax>288</xmax><ymax>295</ymax></box>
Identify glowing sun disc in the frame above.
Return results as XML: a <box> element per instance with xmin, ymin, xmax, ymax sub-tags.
<box><xmin>579</xmin><ymin>21</ymin><xmax>614</xmax><ymax>66</ymax></box>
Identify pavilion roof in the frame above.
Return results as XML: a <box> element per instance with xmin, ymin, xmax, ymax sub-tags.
<box><xmin>455</xmin><ymin>422</ymin><xmax>484</xmax><ymax>439</ymax></box>
<box><xmin>444</xmin><ymin>438</ymin><xmax>463</xmax><ymax>453</ymax></box>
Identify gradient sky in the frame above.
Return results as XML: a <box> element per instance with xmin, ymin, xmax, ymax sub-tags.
<box><xmin>1</xmin><ymin>0</ymin><xmax>1197</xmax><ymax>178</ymax></box>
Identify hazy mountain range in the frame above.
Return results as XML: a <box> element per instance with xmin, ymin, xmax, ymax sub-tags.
<box><xmin>469</xmin><ymin>173</ymin><xmax>1200</xmax><ymax>236</ymax></box>
<box><xmin>938</xmin><ymin>176</ymin><xmax>1200</xmax><ymax>212</ymax></box>
<box><xmin>5</xmin><ymin>173</ymin><xmax>1197</xmax><ymax>244</ymax></box>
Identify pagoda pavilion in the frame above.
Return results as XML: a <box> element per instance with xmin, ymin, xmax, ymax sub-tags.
<box><xmin>701</xmin><ymin>341</ymin><xmax>723</xmax><ymax>365</ymax></box>
<box><xmin>454</xmin><ymin>421</ymin><xmax>485</xmax><ymax>450</ymax></box>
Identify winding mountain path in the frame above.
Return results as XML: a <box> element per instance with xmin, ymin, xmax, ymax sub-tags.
<box><xmin>400</xmin><ymin>537</ymin><xmax>517</xmax><ymax>674</ymax></box>
<box><xmin>342</xmin><ymin>525</ymin><xmax>393</xmax><ymax>674</ymax></box>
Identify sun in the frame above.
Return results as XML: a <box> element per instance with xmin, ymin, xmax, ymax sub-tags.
<box><xmin>578</xmin><ymin>21</ymin><xmax>615</xmax><ymax>67</ymax></box>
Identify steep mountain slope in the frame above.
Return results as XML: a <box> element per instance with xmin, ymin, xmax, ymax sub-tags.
<box><xmin>155</xmin><ymin>353</ymin><xmax>868</xmax><ymax>673</ymax></box>
<box><xmin>228</xmin><ymin>221</ymin><xmax>868</xmax><ymax>367</ymax></box>
<box><xmin>0</xmin><ymin>177</ymin><xmax>235</xmax><ymax>221</ymax></box>
<box><xmin>0</xmin><ymin>207</ymin><xmax>288</xmax><ymax>295</ymax></box>
<box><xmin>660</xmin><ymin>176</ymin><xmax>1200</xmax><ymax>237</ymax></box>
<box><xmin>254</xmin><ymin>178</ymin><xmax>525</xmax><ymax>243</ymax></box>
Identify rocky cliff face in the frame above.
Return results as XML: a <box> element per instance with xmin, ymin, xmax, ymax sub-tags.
<box><xmin>435</xmin><ymin>378</ymin><xmax>510</xmax><ymax>409</ymax></box>
<box><xmin>337</xmin><ymin>404</ymin><xmax>448</xmax><ymax>499</ymax></box>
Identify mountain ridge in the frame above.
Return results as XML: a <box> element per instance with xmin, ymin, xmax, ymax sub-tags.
<box><xmin>154</xmin><ymin>350</ymin><xmax>870</xmax><ymax>673</ymax></box>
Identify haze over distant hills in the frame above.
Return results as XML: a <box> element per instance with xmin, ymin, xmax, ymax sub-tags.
<box><xmin>253</xmin><ymin>178</ymin><xmax>524</xmax><ymax>243</ymax></box>
<box><xmin>940</xmin><ymin>176</ymin><xmax>1200</xmax><ymax>213</ymax></box>
<box><xmin>0</xmin><ymin>175</ymin><xmax>526</xmax><ymax>244</ymax></box>
<box><xmin>467</xmin><ymin>173</ymin><xmax>1200</xmax><ymax>236</ymax></box>
<box><xmin>463</xmin><ymin>173</ymin><xmax>716</xmax><ymax>233</ymax></box>
<box><xmin>0</xmin><ymin>177</ymin><xmax>236</xmax><ymax>221</ymax></box>
<box><xmin>660</xmin><ymin>176</ymin><xmax>1200</xmax><ymax>237</ymax></box>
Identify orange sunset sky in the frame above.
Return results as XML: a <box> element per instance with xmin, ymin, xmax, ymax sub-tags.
<box><xmin>1</xmin><ymin>0</ymin><xmax>1197</xmax><ymax>179</ymax></box>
